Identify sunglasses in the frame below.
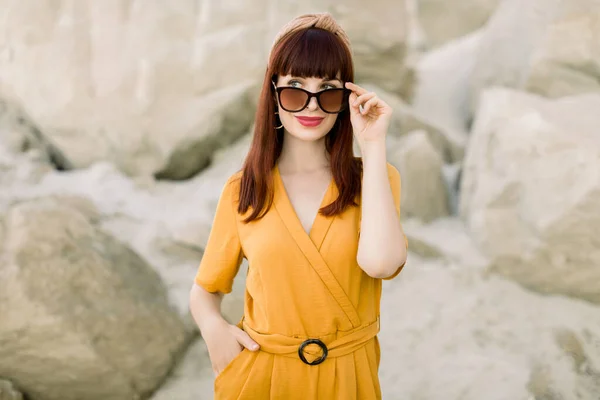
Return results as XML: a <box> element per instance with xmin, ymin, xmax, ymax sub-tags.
<box><xmin>272</xmin><ymin>81</ymin><xmax>352</xmax><ymax>114</ymax></box>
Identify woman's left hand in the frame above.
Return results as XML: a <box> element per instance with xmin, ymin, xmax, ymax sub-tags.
<box><xmin>345</xmin><ymin>81</ymin><xmax>393</xmax><ymax>148</ymax></box>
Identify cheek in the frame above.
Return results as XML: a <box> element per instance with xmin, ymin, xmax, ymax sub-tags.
<box><xmin>324</xmin><ymin>115</ymin><xmax>338</xmax><ymax>128</ymax></box>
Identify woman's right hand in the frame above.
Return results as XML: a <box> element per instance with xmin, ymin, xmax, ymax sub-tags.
<box><xmin>201</xmin><ymin>316</ymin><xmax>260</xmax><ymax>376</ymax></box>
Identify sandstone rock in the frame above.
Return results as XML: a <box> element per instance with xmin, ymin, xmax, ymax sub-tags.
<box><xmin>361</xmin><ymin>83</ymin><xmax>461</xmax><ymax>163</ymax></box>
<box><xmin>470</xmin><ymin>0</ymin><xmax>600</xmax><ymax>112</ymax></box>
<box><xmin>401</xmin><ymin>216</ymin><xmax>490</xmax><ymax>267</ymax></box>
<box><xmin>389</xmin><ymin>130</ymin><xmax>451</xmax><ymax>222</ymax></box>
<box><xmin>149</xmin><ymin>337</ymin><xmax>215</xmax><ymax>400</ymax></box>
<box><xmin>0</xmin><ymin>196</ymin><xmax>191</xmax><ymax>400</ymax></box>
<box><xmin>412</xmin><ymin>30</ymin><xmax>483</xmax><ymax>161</ymax></box>
<box><xmin>379</xmin><ymin>254</ymin><xmax>600</xmax><ymax>399</ymax></box>
<box><xmin>460</xmin><ymin>87</ymin><xmax>600</xmax><ymax>304</ymax></box>
<box><xmin>0</xmin><ymin>96</ymin><xmax>69</xmax><ymax>170</ymax></box>
<box><xmin>415</xmin><ymin>0</ymin><xmax>500</xmax><ymax>48</ymax></box>
<box><xmin>0</xmin><ymin>1</ymin><xmax>265</xmax><ymax>179</ymax></box>
<box><xmin>0</xmin><ymin>380</ymin><xmax>23</xmax><ymax>400</ymax></box>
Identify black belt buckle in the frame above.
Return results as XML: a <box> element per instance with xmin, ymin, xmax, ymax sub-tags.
<box><xmin>298</xmin><ymin>338</ymin><xmax>328</xmax><ymax>365</ymax></box>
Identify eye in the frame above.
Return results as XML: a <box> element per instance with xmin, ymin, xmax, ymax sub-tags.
<box><xmin>287</xmin><ymin>79</ymin><xmax>337</xmax><ymax>90</ymax></box>
<box><xmin>288</xmin><ymin>80</ymin><xmax>302</xmax><ymax>87</ymax></box>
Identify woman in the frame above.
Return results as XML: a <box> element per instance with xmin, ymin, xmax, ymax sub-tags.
<box><xmin>189</xmin><ymin>12</ymin><xmax>408</xmax><ymax>399</ymax></box>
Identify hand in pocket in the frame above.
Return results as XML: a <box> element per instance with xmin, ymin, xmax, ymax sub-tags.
<box><xmin>202</xmin><ymin>317</ymin><xmax>260</xmax><ymax>376</ymax></box>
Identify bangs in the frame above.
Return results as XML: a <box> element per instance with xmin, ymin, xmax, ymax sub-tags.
<box><xmin>271</xmin><ymin>28</ymin><xmax>351</xmax><ymax>81</ymax></box>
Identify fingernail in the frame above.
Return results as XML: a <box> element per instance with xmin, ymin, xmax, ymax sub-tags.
<box><xmin>251</xmin><ymin>344</ymin><xmax>258</xmax><ymax>350</ymax></box>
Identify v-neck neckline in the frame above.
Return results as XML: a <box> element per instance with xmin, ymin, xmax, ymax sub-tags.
<box><xmin>273</xmin><ymin>164</ymin><xmax>336</xmax><ymax>251</ymax></box>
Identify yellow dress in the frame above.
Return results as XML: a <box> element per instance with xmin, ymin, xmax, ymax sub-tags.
<box><xmin>194</xmin><ymin>161</ymin><xmax>407</xmax><ymax>399</ymax></box>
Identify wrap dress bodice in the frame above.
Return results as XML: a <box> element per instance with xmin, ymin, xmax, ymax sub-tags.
<box><xmin>194</xmin><ymin>161</ymin><xmax>407</xmax><ymax>399</ymax></box>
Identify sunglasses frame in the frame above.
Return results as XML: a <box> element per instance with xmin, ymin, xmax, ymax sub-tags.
<box><xmin>271</xmin><ymin>81</ymin><xmax>352</xmax><ymax>114</ymax></box>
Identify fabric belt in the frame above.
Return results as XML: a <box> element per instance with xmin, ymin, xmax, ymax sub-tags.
<box><xmin>239</xmin><ymin>316</ymin><xmax>380</xmax><ymax>365</ymax></box>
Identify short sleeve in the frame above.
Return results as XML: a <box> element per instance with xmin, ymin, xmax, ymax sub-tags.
<box><xmin>194</xmin><ymin>176</ymin><xmax>244</xmax><ymax>294</ymax></box>
<box><xmin>382</xmin><ymin>162</ymin><xmax>408</xmax><ymax>280</ymax></box>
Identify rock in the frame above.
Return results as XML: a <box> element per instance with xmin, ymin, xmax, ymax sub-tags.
<box><xmin>149</xmin><ymin>337</ymin><xmax>215</xmax><ymax>400</ymax></box>
<box><xmin>0</xmin><ymin>196</ymin><xmax>191</xmax><ymax>400</ymax></box>
<box><xmin>389</xmin><ymin>130</ymin><xmax>451</xmax><ymax>222</ymax></box>
<box><xmin>402</xmin><ymin>216</ymin><xmax>490</xmax><ymax>268</ymax></box>
<box><xmin>379</xmin><ymin>254</ymin><xmax>600</xmax><ymax>399</ymax></box>
<box><xmin>412</xmin><ymin>30</ymin><xmax>483</xmax><ymax>160</ymax></box>
<box><xmin>0</xmin><ymin>95</ymin><xmax>70</xmax><ymax>170</ymax></box>
<box><xmin>0</xmin><ymin>1</ymin><xmax>265</xmax><ymax>179</ymax></box>
<box><xmin>0</xmin><ymin>380</ymin><xmax>23</xmax><ymax>400</ymax></box>
<box><xmin>361</xmin><ymin>83</ymin><xmax>461</xmax><ymax>163</ymax></box>
<box><xmin>470</xmin><ymin>0</ymin><xmax>600</xmax><ymax>112</ymax></box>
<box><xmin>460</xmin><ymin>87</ymin><xmax>600</xmax><ymax>304</ymax></box>
<box><xmin>415</xmin><ymin>0</ymin><xmax>501</xmax><ymax>48</ymax></box>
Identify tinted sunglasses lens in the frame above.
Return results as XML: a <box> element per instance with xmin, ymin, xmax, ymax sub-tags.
<box><xmin>319</xmin><ymin>89</ymin><xmax>348</xmax><ymax>113</ymax></box>
<box><xmin>279</xmin><ymin>88</ymin><xmax>308</xmax><ymax>111</ymax></box>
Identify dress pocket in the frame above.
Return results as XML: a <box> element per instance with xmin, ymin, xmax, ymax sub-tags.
<box><xmin>214</xmin><ymin>347</ymin><xmax>248</xmax><ymax>386</ymax></box>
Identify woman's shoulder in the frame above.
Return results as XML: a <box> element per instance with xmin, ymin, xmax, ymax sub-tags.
<box><xmin>223</xmin><ymin>169</ymin><xmax>244</xmax><ymax>203</ymax></box>
<box><xmin>226</xmin><ymin>169</ymin><xmax>244</xmax><ymax>185</ymax></box>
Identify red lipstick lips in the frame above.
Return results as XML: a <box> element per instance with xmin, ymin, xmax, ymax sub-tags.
<box><xmin>295</xmin><ymin>116</ymin><xmax>324</xmax><ymax>127</ymax></box>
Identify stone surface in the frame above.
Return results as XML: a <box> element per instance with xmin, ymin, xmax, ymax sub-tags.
<box><xmin>412</xmin><ymin>30</ymin><xmax>483</xmax><ymax>161</ymax></box>
<box><xmin>0</xmin><ymin>380</ymin><xmax>23</xmax><ymax>400</ymax></box>
<box><xmin>470</xmin><ymin>0</ymin><xmax>600</xmax><ymax>112</ymax></box>
<box><xmin>0</xmin><ymin>0</ymin><xmax>265</xmax><ymax>179</ymax></box>
<box><xmin>460</xmin><ymin>87</ymin><xmax>600</xmax><ymax>304</ymax></box>
<box><xmin>389</xmin><ymin>130</ymin><xmax>451</xmax><ymax>222</ymax></box>
<box><xmin>363</xmin><ymin>83</ymin><xmax>461</xmax><ymax>163</ymax></box>
<box><xmin>0</xmin><ymin>196</ymin><xmax>190</xmax><ymax>400</ymax></box>
<box><xmin>416</xmin><ymin>0</ymin><xmax>500</xmax><ymax>48</ymax></box>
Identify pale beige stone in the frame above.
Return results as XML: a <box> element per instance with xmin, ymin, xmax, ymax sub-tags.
<box><xmin>470</xmin><ymin>0</ymin><xmax>600</xmax><ymax>111</ymax></box>
<box><xmin>390</xmin><ymin>130</ymin><xmax>451</xmax><ymax>222</ymax></box>
<box><xmin>0</xmin><ymin>196</ymin><xmax>191</xmax><ymax>400</ymax></box>
<box><xmin>461</xmin><ymin>87</ymin><xmax>600</xmax><ymax>304</ymax></box>
<box><xmin>416</xmin><ymin>0</ymin><xmax>500</xmax><ymax>48</ymax></box>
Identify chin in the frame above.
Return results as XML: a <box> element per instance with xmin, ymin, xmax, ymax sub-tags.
<box><xmin>290</xmin><ymin>129</ymin><xmax>328</xmax><ymax>141</ymax></box>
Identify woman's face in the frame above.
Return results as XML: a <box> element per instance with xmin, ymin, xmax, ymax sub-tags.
<box><xmin>273</xmin><ymin>73</ymin><xmax>343</xmax><ymax>141</ymax></box>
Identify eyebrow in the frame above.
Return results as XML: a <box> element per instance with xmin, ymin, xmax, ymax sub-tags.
<box><xmin>287</xmin><ymin>77</ymin><xmax>342</xmax><ymax>84</ymax></box>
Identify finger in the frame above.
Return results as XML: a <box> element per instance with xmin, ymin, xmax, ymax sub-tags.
<box><xmin>362</xmin><ymin>97</ymin><xmax>380</xmax><ymax>114</ymax></box>
<box><xmin>353</xmin><ymin>92</ymin><xmax>376</xmax><ymax>108</ymax></box>
<box><xmin>345</xmin><ymin>81</ymin><xmax>368</xmax><ymax>96</ymax></box>
<box><xmin>235</xmin><ymin>329</ymin><xmax>260</xmax><ymax>351</ymax></box>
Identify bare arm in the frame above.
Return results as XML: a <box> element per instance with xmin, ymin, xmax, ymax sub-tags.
<box><xmin>189</xmin><ymin>282</ymin><xmax>226</xmax><ymax>334</ymax></box>
<box><xmin>189</xmin><ymin>283</ymin><xmax>259</xmax><ymax>376</ymax></box>
<box><xmin>356</xmin><ymin>139</ymin><xmax>407</xmax><ymax>278</ymax></box>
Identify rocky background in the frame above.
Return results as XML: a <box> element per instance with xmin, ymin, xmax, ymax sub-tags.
<box><xmin>1</xmin><ymin>1</ymin><xmax>599</xmax><ymax>399</ymax></box>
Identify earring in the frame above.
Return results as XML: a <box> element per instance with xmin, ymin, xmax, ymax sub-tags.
<box><xmin>274</xmin><ymin>111</ymin><xmax>283</xmax><ymax>129</ymax></box>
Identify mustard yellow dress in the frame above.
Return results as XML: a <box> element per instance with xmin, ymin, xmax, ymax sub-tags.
<box><xmin>194</xmin><ymin>161</ymin><xmax>407</xmax><ymax>399</ymax></box>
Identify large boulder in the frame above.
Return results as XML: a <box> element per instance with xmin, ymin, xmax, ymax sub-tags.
<box><xmin>0</xmin><ymin>196</ymin><xmax>190</xmax><ymax>400</ymax></box>
<box><xmin>389</xmin><ymin>130</ymin><xmax>451</xmax><ymax>222</ymax></box>
<box><xmin>470</xmin><ymin>0</ymin><xmax>600</xmax><ymax>112</ymax></box>
<box><xmin>460</xmin><ymin>87</ymin><xmax>600</xmax><ymax>304</ymax></box>
<box><xmin>415</xmin><ymin>0</ymin><xmax>500</xmax><ymax>48</ymax></box>
<box><xmin>0</xmin><ymin>1</ymin><xmax>264</xmax><ymax>179</ymax></box>
<box><xmin>362</xmin><ymin>83</ymin><xmax>462</xmax><ymax>163</ymax></box>
<box><xmin>412</xmin><ymin>30</ymin><xmax>483</xmax><ymax>160</ymax></box>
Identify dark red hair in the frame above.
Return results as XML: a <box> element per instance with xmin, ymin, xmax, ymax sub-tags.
<box><xmin>237</xmin><ymin>27</ymin><xmax>363</xmax><ymax>223</ymax></box>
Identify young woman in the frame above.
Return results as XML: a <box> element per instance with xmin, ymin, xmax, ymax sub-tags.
<box><xmin>189</xmin><ymin>12</ymin><xmax>408</xmax><ymax>400</ymax></box>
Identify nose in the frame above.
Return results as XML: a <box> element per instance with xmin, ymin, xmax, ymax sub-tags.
<box><xmin>306</xmin><ymin>94</ymin><xmax>319</xmax><ymax>111</ymax></box>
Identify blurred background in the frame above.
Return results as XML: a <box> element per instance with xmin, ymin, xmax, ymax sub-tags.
<box><xmin>1</xmin><ymin>1</ymin><xmax>599</xmax><ymax>399</ymax></box>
